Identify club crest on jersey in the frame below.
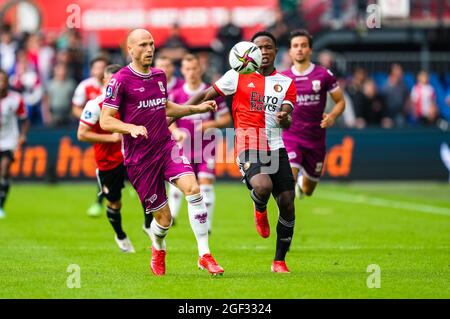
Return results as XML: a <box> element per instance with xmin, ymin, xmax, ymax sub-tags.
<box><xmin>274</xmin><ymin>84</ymin><xmax>283</xmax><ymax>93</ymax></box>
<box><xmin>158</xmin><ymin>81</ymin><xmax>165</xmax><ymax>93</ymax></box>
<box><xmin>312</xmin><ymin>80</ymin><xmax>321</xmax><ymax>93</ymax></box>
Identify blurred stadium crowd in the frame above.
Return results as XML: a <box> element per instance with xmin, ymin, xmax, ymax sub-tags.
<box><xmin>0</xmin><ymin>0</ymin><xmax>449</xmax><ymax>130</ymax></box>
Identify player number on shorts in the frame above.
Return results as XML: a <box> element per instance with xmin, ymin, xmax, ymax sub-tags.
<box><xmin>315</xmin><ymin>162</ymin><xmax>323</xmax><ymax>174</ymax></box>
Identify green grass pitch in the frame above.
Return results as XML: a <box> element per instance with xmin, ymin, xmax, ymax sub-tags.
<box><xmin>0</xmin><ymin>182</ymin><xmax>449</xmax><ymax>298</ymax></box>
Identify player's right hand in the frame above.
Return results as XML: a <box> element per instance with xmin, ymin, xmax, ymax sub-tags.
<box><xmin>129</xmin><ymin>125</ymin><xmax>148</xmax><ymax>139</ymax></box>
<box><xmin>197</xmin><ymin>100</ymin><xmax>217</xmax><ymax>113</ymax></box>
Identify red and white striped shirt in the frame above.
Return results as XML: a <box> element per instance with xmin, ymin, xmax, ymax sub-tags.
<box><xmin>411</xmin><ymin>83</ymin><xmax>436</xmax><ymax>118</ymax></box>
<box><xmin>213</xmin><ymin>69</ymin><xmax>297</xmax><ymax>156</ymax></box>
<box><xmin>0</xmin><ymin>91</ymin><xmax>27</xmax><ymax>151</ymax></box>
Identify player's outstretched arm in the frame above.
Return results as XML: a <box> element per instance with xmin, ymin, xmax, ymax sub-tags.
<box><xmin>321</xmin><ymin>88</ymin><xmax>346</xmax><ymax>129</ymax></box>
<box><xmin>166</xmin><ymin>100</ymin><xmax>217</xmax><ymax>119</ymax></box>
<box><xmin>77</xmin><ymin>123</ymin><xmax>122</xmax><ymax>144</ymax></box>
<box><xmin>185</xmin><ymin>86</ymin><xmax>220</xmax><ymax>105</ymax></box>
<box><xmin>100</xmin><ymin>107</ymin><xmax>148</xmax><ymax>138</ymax></box>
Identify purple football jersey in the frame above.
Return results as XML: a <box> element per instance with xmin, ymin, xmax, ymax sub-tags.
<box><xmin>170</xmin><ymin>82</ymin><xmax>228</xmax><ymax>162</ymax></box>
<box><xmin>167</xmin><ymin>76</ymin><xmax>185</xmax><ymax>95</ymax></box>
<box><xmin>103</xmin><ymin>65</ymin><xmax>174</xmax><ymax>166</ymax></box>
<box><xmin>282</xmin><ymin>64</ymin><xmax>338</xmax><ymax>149</ymax></box>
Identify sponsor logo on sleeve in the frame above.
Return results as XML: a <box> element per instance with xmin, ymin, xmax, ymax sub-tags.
<box><xmin>83</xmin><ymin>111</ymin><xmax>92</xmax><ymax>120</ymax></box>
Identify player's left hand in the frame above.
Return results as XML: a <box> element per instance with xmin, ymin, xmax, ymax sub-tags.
<box><xmin>320</xmin><ymin>113</ymin><xmax>336</xmax><ymax>128</ymax></box>
<box><xmin>18</xmin><ymin>135</ymin><xmax>27</xmax><ymax>146</ymax></box>
<box><xmin>276</xmin><ymin>111</ymin><xmax>291</xmax><ymax>128</ymax></box>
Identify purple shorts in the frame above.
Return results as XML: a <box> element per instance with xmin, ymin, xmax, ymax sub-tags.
<box><xmin>283</xmin><ymin>133</ymin><xmax>325</xmax><ymax>182</ymax></box>
<box><xmin>192</xmin><ymin>156</ymin><xmax>215</xmax><ymax>180</ymax></box>
<box><xmin>126</xmin><ymin>143</ymin><xmax>194</xmax><ymax>213</ymax></box>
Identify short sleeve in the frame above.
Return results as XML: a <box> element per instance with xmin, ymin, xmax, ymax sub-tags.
<box><xmin>72</xmin><ymin>82</ymin><xmax>87</xmax><ymax>106</ymax></box>
<box><xmin>325</xmin><ymin>69</ymin><xmax>339</xmax><ymax>93</ymax></box>
<box><xmin>282</xmin><ymin>80</ymin><xmax>297</xmax><ymax>109</ymax></box>
<box><xmin>103</xmin><ymin>75</ymin><xmax>124</xmax><ymax>110</ymax></box>
<box><xmin>16</xmin><ymin>96</ymin><xmax>28</xmax><ymax>119</ymax></box>
<box><xmin>80</xmin><ymin>99</ymin><xmax>100</xmax><ymax>126</ymax></box>
<box><xmin>213</xmin><ymin>69</ymin><xmax>239</xmax><ymax>96</ymax></box>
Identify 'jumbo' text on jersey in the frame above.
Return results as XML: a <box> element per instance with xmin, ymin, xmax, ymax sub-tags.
<box><xmin>213</xmin><ymin>69</ymin><xmax>296</xmax><ymax>156</ymax></box>
<box><xmin>0</xmin><ymin>91</ymin><xmax>27</xmax><ymax>151</ymax></box>
<box><xmin>282</xmin><ymin>64</ymin><xmax>338</xmax><ymax>149</ymax></box>
<box><xmin>102</xmin><ymin>65</ymin><xmax>172</xmax><ymax>166</ymax></box>
<box><xmin>80</xmin><ymin>94</ymin><xmax>124</xmax><ymax>171</ymax></box>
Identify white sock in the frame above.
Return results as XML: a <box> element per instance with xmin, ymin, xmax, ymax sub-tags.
<box><xmin>168</xmin><ymin>183</ymin><xmax>183</xmax><ymax>219</ymax></box>
<box><xmin>298</xmin><ymin>173</ymin><xmax>304</xmax><ymax>191</ymax></box>
<box><xmin>186</xmin><ymin>193</ymin><xmax>210</xmax><ymax>256</ymax></box>
<box><xmin>150</xmin><ymin>219</ymin><xmax>170</xmax><ymax>251</ymax></box>
<box><xmin>200</xmin><ymin>184</ymin><xmax>215</xmax><ymax>232</ymax></box>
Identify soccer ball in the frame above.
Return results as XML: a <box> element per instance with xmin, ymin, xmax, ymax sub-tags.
<box><xmin>229</xmin><ymin>41</ymin><xmax>262</xmax><ymax>74</ymax></box>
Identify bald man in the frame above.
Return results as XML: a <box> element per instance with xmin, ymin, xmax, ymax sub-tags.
<box><xmin>100</xmin><ymin>29</ymin><xmax>224</xmax><ymax>276</ymax></box>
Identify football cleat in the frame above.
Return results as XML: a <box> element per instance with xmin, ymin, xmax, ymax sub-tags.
<box><xmin>114</xmin><ymin>236</ymin><xmax>135</xmax><ymax>253</ymax></box>
<box><xmin>198</xmin><ymin>254</ymin><xmax>224</xmax><ymax>276</ymax></box>
<box><xmin>271</xmin><ymin>260</ymin><xmax>290</xmax><ymax>273</ymax></box>
<box><xmin>254</xmin><ymin>205</ymin><xmax>270</xmax><ymax>238</ymax></box>
<box><xmin>150</xmin><ymin>246</ymin><xmax>166</xmax><ymax>276</ymax></box>
<box><xmin>86</xmin><ymin>202</ymin><xmax>102</xmax><ymax>217</ymax></box>
<box><xmin>0</xmin><ymin>208</ymin><xmax>5</xmax><ymax>219</ymax></box>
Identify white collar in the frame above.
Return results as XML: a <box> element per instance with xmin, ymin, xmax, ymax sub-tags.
<box><xmin>128</xmin><ymin>64</ymin><xmax>152</xmax><ymax>77</ymax></box>
<box><xmin>183</xmin><ymin>82</ymin><xmax>206</xmax><ymax>95</ymax></box>
<box><xmin>291</xmin><ymin>63</ymin><xmax>315</xmax><ymax>76</ymax></box>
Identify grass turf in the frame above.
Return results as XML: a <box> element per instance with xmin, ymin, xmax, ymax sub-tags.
<box><xmin>0</xmin><ymin>182</ymin><xmax>449</xmax><ymax>298</ymax></box>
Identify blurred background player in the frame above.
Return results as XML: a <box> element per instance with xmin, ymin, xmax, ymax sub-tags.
<box><xmin>100</xmin><ymin>29</ymin><xmax>224</xmax><ymax>276</ymax></box>
<box><xmin>187</xmin><ymin>31</ymin><xmax>298</xmax><ymax>273</ymax></box>
<box><xmin>168</xmin><ymin>53</ymin><xmax>232</xmax><ymax>233</ymax></box>
<box><xmin>153</xmin><ymin>55</ymin><xmax>184</xmax><ymax>93</ymax></box>
<box><xmin>72</xmin><ymin>56</ymin><xmax>109</xmax><ymax>217</ymax></box>
<box><xmin>77</xmin><ymin>64</ymin><xmax>135</xmax><ymax>253</ymax></box>
<box><xmin>0</xmin><ymin>70</ymin><xmax>30</xmax><ymax>219</ymax></box>
<box><xmin>282</xmin><ymin>29</ymin><xmax>345</xmax><ymax>199</ymax></box>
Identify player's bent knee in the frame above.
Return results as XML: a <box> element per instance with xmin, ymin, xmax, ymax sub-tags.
<box><xmin>252</xmin><ymin>183</ymin><xmax>272</xmax><ymax>198</ymax></box>
<box><xmin>108</xmin><ymin>200</ymin><xmax>122</xmax><ymax>210</ymax></box>
<box><xmin>303</xmin><ymin>187</ymin><xmax>315</xmax><ymax>197</ymax></box>
<box><xmin>153</xmin><ymin>212</ymin><xmax>172</xmax><ymax>228</ymax></box>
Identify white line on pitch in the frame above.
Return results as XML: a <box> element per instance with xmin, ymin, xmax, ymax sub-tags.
<box><xmin>315</xmin><ymin>191</ymin><xmax>450</xmax><ymax>217</ymax></box>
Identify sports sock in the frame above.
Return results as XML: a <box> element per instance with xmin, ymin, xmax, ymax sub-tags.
<box><xmin>168</xmin><ymin>184</ymin><xmax>183</xmax><ymax>220</ymax></box>
<box><xmin>106</xmin><ymin>207</ymin><xmax>126</xmax><ymax>240</ymax></box>
<box><xmin>298</xmin><ymin>174</ymin><xmax>304</xmax><ymax>192</ymax></box>
<box><xmin>250</xmin><ymin>189</ymin><xmax>269</xmax><ymax>212</ymax></box>
<box><xmin>150</xmin><ymin>219</ymin><xmax>170</xmax><ymax>250</ymax></box>
<box><xmin>0</xmin><ymin>178</ymin><xmax>10</xmax><ymax>209</ymax></box>
<box><xmin>143</xmin><ymin>208</ymin><xmax>153</xmax><ymax>228</ymax></box>
<box><xmin>275</xmin><ymin>215</ymin><xmax>295</xmax><ymax>261</ymax></box>
<box><xmin>97</xmin><ymin>193</ymin><xmax>104</xmax><ymax>205</ymax></box>
<box><xmin>186</xmin><ymin>193</ymin><xmax>210</xmax><ymax>256</ymax></box>
<box><xmin>200</xmin><ymin>184</ymin><xmax>215</xmax><ymax>232</ymax></box>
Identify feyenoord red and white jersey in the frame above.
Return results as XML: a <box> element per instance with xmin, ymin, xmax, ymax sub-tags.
<box><xmin>213</xmin><ymin>69</ymin><xmax>296</xmax><ymax>156</ymax></box>
<box><xmin>79</xmin><ymin>95</ymin><xmax>124</xmax><ymax>171</ymax></box>
<box><xmin>0</xmin><ymin>91</ymin><xmax>27</xmax><ymax>151</ymax></box>
<box><xmin>72</xmin><ymin>77</ymin><xmax>103</xmax><ymax>107</ymax></box>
